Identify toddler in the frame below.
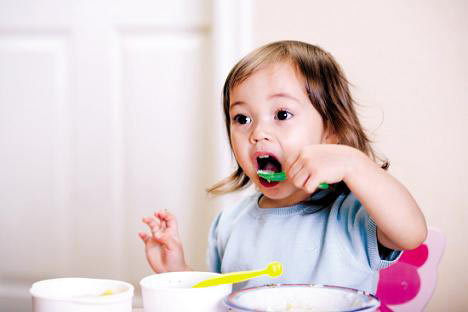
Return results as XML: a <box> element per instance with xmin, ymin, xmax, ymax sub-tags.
<box><xmin>138</xmin><ymin>40</ymin><xmax>427</xmax><ymax>294</ymax></box>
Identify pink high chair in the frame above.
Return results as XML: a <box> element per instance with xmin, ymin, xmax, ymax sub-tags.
<box><xmin>376</xmin><ymin>227</ymin><xmax>445</xmax><ymax>312</ymax></box>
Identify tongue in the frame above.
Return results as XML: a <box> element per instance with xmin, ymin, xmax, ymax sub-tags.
<box><xmin>263</xmin><ymin>162</ymin><xmax>279</xmax><ymax>173</ymax></box>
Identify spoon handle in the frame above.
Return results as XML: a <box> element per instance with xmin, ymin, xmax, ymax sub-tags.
<box><xmin>192</xmin><ymin>269</ymin><xmax>266</xmax><ymax>288</ymax></box>
<box><xmin>257</xmin><ymin>170</ymin><xmax>329</xmax><ymax>189</ymax></box>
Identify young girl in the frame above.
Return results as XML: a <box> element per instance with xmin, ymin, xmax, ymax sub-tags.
<box><xmin>138</xmin><ymin>40</ymin><xmax>427</xmax><ymax>294</ymax></box>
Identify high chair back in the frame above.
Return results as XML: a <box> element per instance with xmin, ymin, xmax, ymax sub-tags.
<box><xmin>376</xmin><ymin>227</ymin><xmax>445</xmax><ymax>312</ymax></box>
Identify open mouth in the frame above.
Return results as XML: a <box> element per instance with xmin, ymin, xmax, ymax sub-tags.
<box><xmin>256</xmin><ymin>154</ymin><xmax>282</xmax><ymax>187</ymax></box>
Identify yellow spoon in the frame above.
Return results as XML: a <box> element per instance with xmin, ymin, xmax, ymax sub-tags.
<box><xmin>192</xmin><ymin>261</ymin><xmax>283</xmax><ymax>288</ymax></box>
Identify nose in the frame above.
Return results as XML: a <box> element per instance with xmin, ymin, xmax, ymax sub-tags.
<box><xmin>249</xmin><ymin>120</ymin><xmax>271</xmax><ymax>144</ymax></box>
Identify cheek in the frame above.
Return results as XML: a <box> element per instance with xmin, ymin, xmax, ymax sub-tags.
<box><xmin>230</xmin><ymin>132</ymin><xmax>241</xmax><ymax>152</ymax></box>
<box><xmin>280</xmin><ymin>141</ymin><xmax>301</xmax><ymax>162</ymax></box>
<box><xmin>230</xmin><ymin>133</ymin><xmax>247</xmax><ymax>162</ymax></box>
<box><xmin>292</xmin><ymin>122</ymin><xmax>324</xmax><ymax>145</ymax></box>
<box><xmin>231</xmin><ymin>128</ymin><xmax>249</xmax><ymax>146</ymax></box>
<box><xmin>279</xmin><ymin>126</ymin><xmax>323</xmax><ymax>156</ymax></box>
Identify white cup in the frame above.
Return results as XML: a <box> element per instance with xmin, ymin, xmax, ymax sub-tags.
<box><xmin>30</xmin><ymin>277</ymin><xmax>134</xmax><ymax>312</ymax></box>
<box><xmin>140</xmin><ymin>272</ymin><xmax>232</xmax><ymax>312</ymax></box>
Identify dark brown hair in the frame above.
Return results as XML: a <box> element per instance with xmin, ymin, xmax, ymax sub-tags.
<box><xmin>207</xmin><ymin>40</ymin><xmax>388</xmax><ymax>195</ymax></box>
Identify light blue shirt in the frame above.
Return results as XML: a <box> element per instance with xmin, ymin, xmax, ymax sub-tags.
<box><xmin>207</xmin><ymin>190</ymin><xmax>401</xmax><ymax>294</ymax></box>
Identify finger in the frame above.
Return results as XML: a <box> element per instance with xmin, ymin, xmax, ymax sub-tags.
<box><xmin>143</xmin><ymin>217</ymin><xmax>161</xmax><ymax>237</ymax></box>
<box><xmin>143</xmin><ymin>216</ymin><xmax>158</xmax><ymax>226</ymax></box>
<box><xmin>138</xmin><ymin>232</ymin><xmax>150</xmax><ymax>243</ymax></box>
<box><xmin>285</xmin><ymin>153</ymin><xmax>300</xmax><ymax>177</ymax></box>
<box><xmin>288</xmin><ymin>161</ymin><xmax>303</xmax><ymax>180</ymax></box>
<box><xmin>156</xmin><ymin>210</ymin><xmax>178</xmax><ymax>231</ymax></box>
<box><xmin>154</xmin><ymin>212</ymin><xmax>166</xmax><ymax>231</ymax></box>
<box><xmin>292</xmin><ymin>168</ymin><xmax>310</xmax><ymax>190</ymax></box>
<box><xmin>154</xmin><ymin>232</ymin><xmax>178</xmax><ymax>251</ymax></box>
<box><xmin>143</xmin><ymin>217</ymin><xmax>159</xmax><ymax>231</ymax></box>
<box><xmin>155</xmin><ymin>212</ymin><xmax>169</xmax><ymax>232</ymax></box>
<box><xmin>286</xmin><ymin>152</ymin><xmax>299</xmax><ymax>167</ymax></box>
<box><xmin>284</xmin><ymin>154</ymin><xmax>298</xmax><ymax>172</ymax></box>
<box><xmin>303</xmin><ymin>175</ymin><xmax>321</xmax><ymax>194</ymax></box>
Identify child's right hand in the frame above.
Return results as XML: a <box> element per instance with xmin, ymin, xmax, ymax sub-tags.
<box><xmin>139</xmin><ymin>210</ymin><xmax>190</xmax><ymax>273</ymax></box>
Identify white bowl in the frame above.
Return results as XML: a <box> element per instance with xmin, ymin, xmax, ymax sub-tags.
<box><xmin>225</xmin><ymin>284</ymin><xmax>380</xmax><ymax>312</ymax></box>
<box><xmin>140</xmin><ymin>271</ymin><xmax>232</xmax><ymax>312</ymax></box>
<box><xmin>30</xmin><ymin>278</ymin><xmax>134</xmax><ymax>312</ymax></box>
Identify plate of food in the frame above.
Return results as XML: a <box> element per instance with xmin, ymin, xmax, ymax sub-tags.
<box><xmin>224</xmin><ymin>284</ymin><xmax>380</xmax><ymax>312</ymax></box>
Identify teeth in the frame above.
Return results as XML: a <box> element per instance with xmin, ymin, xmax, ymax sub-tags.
<box><xmin>258</xmin><ymin>155</ymin><xmax>270</xmax><ymax>159</ymax></box>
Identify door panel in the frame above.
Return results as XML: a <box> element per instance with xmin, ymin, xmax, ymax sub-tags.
<box><xmin>0</xmin><ymin>0</ymin><xmax>213</xmax><ymax>310</ymax></box>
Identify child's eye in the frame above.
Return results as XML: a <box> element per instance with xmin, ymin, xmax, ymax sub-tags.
<box><xmin>276</xmin><ymin>110</ymin><xmax>293</xmax><ymax>121</ymax></box>
<box><xmin>233</xmin><ymin>114</ymin><xmax>252</xmax><ymax>125</ymax></box>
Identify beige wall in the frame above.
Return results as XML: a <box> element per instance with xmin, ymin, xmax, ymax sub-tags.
<box><xmin>251</xmin><ymin>0</ymin><xmax>467</xmax><ymax>310</ymax></box>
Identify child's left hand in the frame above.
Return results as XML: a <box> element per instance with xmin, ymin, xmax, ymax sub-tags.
<box><xmin>286</xmin><ymin>144</ymin><xmax>358</xmax><ymax>193</ymax></box>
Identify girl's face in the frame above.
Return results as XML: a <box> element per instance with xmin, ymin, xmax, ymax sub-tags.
<box><xmin>229</xmin><ymin>61</ymin><xmax>334</xmax><ymax>208</ymax></box>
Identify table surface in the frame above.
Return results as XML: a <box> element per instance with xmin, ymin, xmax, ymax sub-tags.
<box><xmin>134</xmin><ymin>308</ymin><xmax>383</xmax><ymax>311</ymax></box>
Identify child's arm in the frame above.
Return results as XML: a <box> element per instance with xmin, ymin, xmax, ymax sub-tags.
<box><xmin>139</xmin><ymin>210</ymin><xmax>191</xmax><ymax>273</ymax></box>
<box><xmin>342</xmin><ymin>148</ymin><xmax>427</xmax><ymax>250</ymax></box>
<box><xmin>287</xmin><ymin>144</ymin><xmax>427</xmax><ymax>250</ymax></box>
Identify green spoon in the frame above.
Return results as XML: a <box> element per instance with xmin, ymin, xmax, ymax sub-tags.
<box><xmin>192</xmin><ymin>261</ymin><xmax>283</xmax><ymax>288</ymax></box>
<box><xmin>257</xmin><ymin>170</ymin><xmax>329</xmax><ymax>190</ymax></box>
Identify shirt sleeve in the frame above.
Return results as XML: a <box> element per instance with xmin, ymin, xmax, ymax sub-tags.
<box><xmin>207</xmin><ymin>210</ymin><xmax>223</xmax><ymax>273</ymax></box>
<box><xmin>334</xmin><ymin>193</ymin><xmax>402</xmax><ymax>271</ymax></box>
<box><xmin>366</xmin><ymin>215</ymin><xmax>403</xmax><ymax>269</ymax></box>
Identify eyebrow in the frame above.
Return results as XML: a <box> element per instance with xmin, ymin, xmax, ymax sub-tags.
<box><xmin>268</xmin><ymin>92</ymin><xmax>300</xmax><ymax>103</ymax></box>
<box><xmin>230</xmin><ymin>93</ymin><xmax>300</xmax><ymax>108</ymax></box>
<box><xmin>230</xmin><ymin>100</ymin><xmax>245</xmax><ymax>108</ymax></box>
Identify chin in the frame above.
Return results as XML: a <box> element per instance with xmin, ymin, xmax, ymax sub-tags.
<box><xmin>263</xmin><ymin>184</ymin><xmax>308</xmax><ymax>204</ymax></box>
<box><xmin>259</xmin><ymin>185</ymin><xmax>292</xmax><ymax>199</ymax></box>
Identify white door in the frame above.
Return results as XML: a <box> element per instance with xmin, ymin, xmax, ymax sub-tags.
<box><xmin>0</xmin><ymin>0</ymin><xmax>251</xmax><ymax>310</ymax></box>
